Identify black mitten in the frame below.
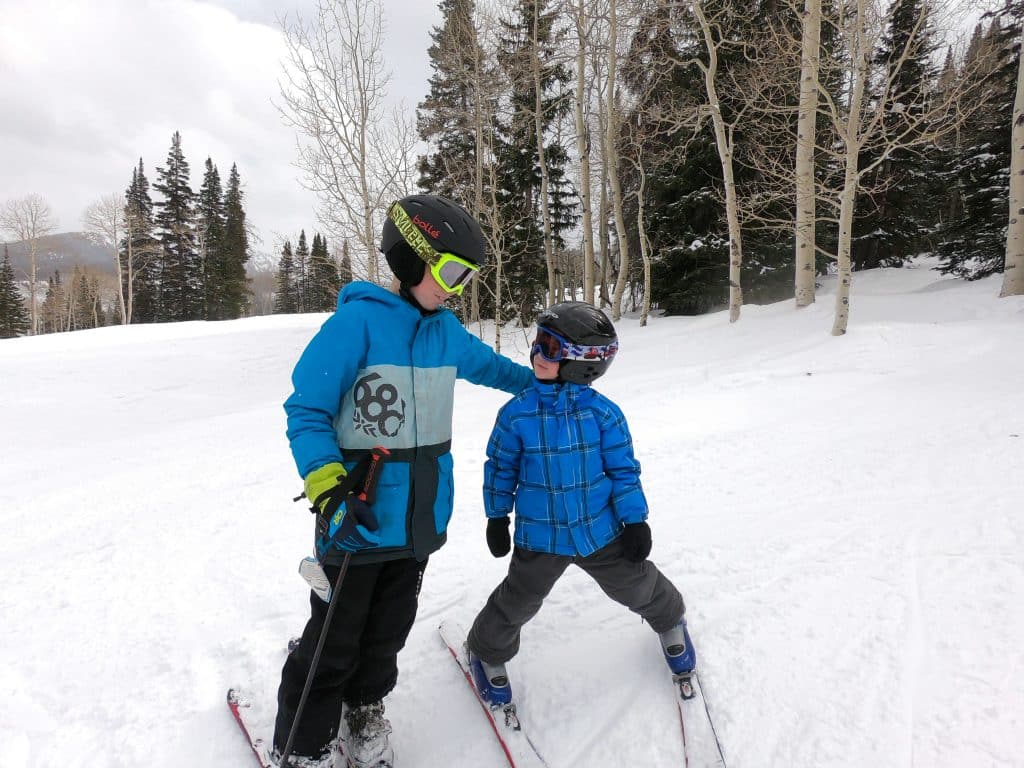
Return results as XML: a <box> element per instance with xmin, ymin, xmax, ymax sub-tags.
<box><xmin>620</xmin><ymin>521</ymin><xmax>652</xmax><ymax>562</ymax></box>
<box><xmin>486</xmin><ymin>516</ymin><xmax>512</xmax><ymax>557</ymax></box>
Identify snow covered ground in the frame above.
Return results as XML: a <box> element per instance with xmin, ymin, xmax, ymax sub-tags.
<box><xmin>1</xmin><ymin>261</ymin><xmax>1022</xmax><ymax>768</ymax></box>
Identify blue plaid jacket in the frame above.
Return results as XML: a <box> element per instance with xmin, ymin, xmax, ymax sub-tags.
<box><xmin>483</xmin><ymin>379</ymin><xmax>648</xmax><ymax>556</ymax></box>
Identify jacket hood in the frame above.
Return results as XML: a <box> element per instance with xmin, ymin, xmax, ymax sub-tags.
<box><xmin>337</xmin><ymin>280</ymin><xmax>407</xmax><ymax>311</ymax></box>
<box><xmin>337</xmin><ymin>280</ymin><xmax>452</xmax><ymax>319</ymax></box>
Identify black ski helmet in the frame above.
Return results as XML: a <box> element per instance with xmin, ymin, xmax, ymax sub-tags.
<box><xmin>535</xmin><ymin>301</ymin><xmax>618</xmax><ymax>385</ymax></box>
<box><xmin>380</xmin><ymin>194</ymin><xmax>487</xmax><ymax>286</ymax></box>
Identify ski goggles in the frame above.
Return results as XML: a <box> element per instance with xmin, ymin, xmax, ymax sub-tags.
<box><xmin>531</xmin><ymin>326</ymin><xmax>619</xmax><ymax>363</ymax></box>
<box><xmin>387</xmin><ymin>201</ymin><xmax>480</xmax><ymax>295</ymax></box>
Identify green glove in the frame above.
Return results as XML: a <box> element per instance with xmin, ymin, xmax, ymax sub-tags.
<box><xmin>304</xmin><ymin>461</ymin><xmax>380</xmax><ymax>557</ymax></box>
<box><xmin>304</xmin><ymin>462</ymin><xmax>348</xmax><ymax>512</ymax></box>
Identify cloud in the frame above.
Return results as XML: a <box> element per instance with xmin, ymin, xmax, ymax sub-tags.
<box><xmin>1</xmin><ymin>0</ymin><xmax>305</xmax><ymax>239</ymax></box>
<box><xmin>0</xmin><ymin>0</ymin><xmax>437</xmax><ymax>260</ymax></box>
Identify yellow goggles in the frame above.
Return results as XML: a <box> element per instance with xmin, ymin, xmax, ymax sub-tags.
<box><xmin>429</xmin><ymin>252</ymin><xmax>478</xmax><ymax>295</ymax></box>
<box><xmin>387</xmin><ymin>201</ymin><xmax>480</xmax><ymax>295</ymax></box>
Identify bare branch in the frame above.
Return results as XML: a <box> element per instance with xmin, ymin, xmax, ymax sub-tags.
<box><xmin>1</xmin><ymin>193</ymin><xmax>57</xmax><ymax>334</ymax></box>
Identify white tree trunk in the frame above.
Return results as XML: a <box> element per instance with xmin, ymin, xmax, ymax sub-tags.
<box><xmin>606</xmin><ymin>0</ymin><xmax>630</xmax><ymax>320</ymax></box>
<box><xmin>125</xmin><ymin>238</ymin><xmax>135</xmax><ymax>324</ymax></box>
<box><xmin>29</xmin><ymin>239</ymin><xmax>40</xmax><ymax>335</ymax></box>
<box><xmin>531</xmin><ymin>3</ymin><xmax>557</xmax><ymax>306</ymax></box>
<box><xmin>472</xmin><ymin>50</ymin><xmax>485</xmax><ymax>329</ymax></box>
<box><xmin>84</xmin><ymin>194</ymin><xmax>127</xmax><ymax>324</ymax></box>
<box><xmin>832</xmin><ymin>0</ymin><xmax>869</xmax><ymax>337</ymax></box>
<box><xmin>637</xmin><ymin>159</ymin><xmax>653</xmax><ymax>327</ymax></box>
<box><xmin>1002</xmin><ymin>30</ymin><xmax>1024</xmax><ymax>298</ymax></box>
<box><xmin>795</xmin><ymin>0</ymin><xmax>822</xmax><ymax>308</ymax></box>
<box><xmin>693</xmin><ymin>1</ymin><xmax>744</xmax><ymax>322</ymax></box>
<box><xmin>574</xmin><ymin>0</ymin><xmax>596</xmax><ymax>304</ymax></box>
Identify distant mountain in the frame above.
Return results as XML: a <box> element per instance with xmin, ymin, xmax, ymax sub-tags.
<box><xmin>2</xmin><ymin>232</ymin><xmax>283</xmax><ymax>285</ymax></box>
<box><xmin>247</xmin><ymin>249</ymin><xmax>279</xmax><ymax>274</ymax></box>
<box><xmin>3</xmin><ymin>232</ymin><xmax>116</xmax><ymax>278</ymax></box>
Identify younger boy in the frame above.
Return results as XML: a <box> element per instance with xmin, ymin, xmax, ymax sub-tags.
<box><xmin>466</xmin><ymin>301</ymin><xmax>695</xmax><ymax>706</ymax></box>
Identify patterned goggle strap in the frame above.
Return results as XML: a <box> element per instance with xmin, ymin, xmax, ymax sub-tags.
<box><xmin>533</xmin><ymin>327</ymin><xmax>619</xmax><ymax>362</ymax></box>
<box><xmin>564</xmin><ymin>339</ymin><xmax>619</xmax><ymax>361</ymax></box>
<box><xmin>387</xmin><ymin>201</ymin><xmax>442</xmax><ymax>266</ymax></box>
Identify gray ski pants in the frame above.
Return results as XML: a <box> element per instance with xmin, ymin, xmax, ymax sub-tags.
<box><xmin>467</xmin><ymin>536</ymin><xmax>685</xmax><ymax>664</ymax></box>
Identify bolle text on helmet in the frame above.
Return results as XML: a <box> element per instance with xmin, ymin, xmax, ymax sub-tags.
<box><xmin>412</xmin><ymin>214</ymin><xmax>440</xmax><ymax>240</ymax></box>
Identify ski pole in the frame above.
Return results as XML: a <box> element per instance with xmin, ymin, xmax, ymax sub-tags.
<box><xmin>279</xmin><ymin>445</ymin><xmax>390</xmax><ymax>768</ymax></box>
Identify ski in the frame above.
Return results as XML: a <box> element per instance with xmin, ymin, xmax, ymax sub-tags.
<box><xmin>227</xmin><ymin>688</ymin><xmax>275</xmax><ymax>768</ymax></box>
<box><xmin>674</xmin><ymin>671</ymin><xmax>728</xmax><ymax>768</ymax></box>
<box><xmin>438</xmin><ymin>620</ymin><xmax>550</xmax><ymax>768</ymax></box>
<box><xmin>227</xmin><ymin>637</ymin><xmax>300</xmax><ymax>767</ymax></box>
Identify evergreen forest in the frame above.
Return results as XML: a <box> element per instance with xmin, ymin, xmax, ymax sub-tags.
<box><xmin>2</xmin><ymin>0</ymin><xmax>1022</xmax><ymax>339</ymax></box>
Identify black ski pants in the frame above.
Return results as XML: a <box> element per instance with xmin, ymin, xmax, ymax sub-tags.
<box><xmin>273</xmin><ymin>556</ymin><xmax>427</xmax><ymax>759</ymax></box>
<box><xmin>467</xmin><ymin>537</ymin><xmax>685</xmax><ymax>665</ymax></box>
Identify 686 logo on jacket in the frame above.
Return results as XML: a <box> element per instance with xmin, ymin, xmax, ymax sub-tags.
<box><xmin>352</xmin><ymin>372</ymin><xmax>407</xmax><ymax>437</ymax></box>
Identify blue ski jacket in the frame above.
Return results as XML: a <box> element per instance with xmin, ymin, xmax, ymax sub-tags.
<box><xmin>483</xmin><ymin>379</ymin><xmax>648</xmax><ymax>556</ymax></box>
<box><xmin>285</xmin><ymin>281</ymin><xmax>534</xmax><ymax>563</ymax></box>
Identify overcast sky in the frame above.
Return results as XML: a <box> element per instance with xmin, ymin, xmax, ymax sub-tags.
<box><xmin>0</xmin><ymin>0</ymin><xmax>442</xmax><ymax>258</ymax></box>
<box><xmin>1</xmin><ymin>0</ymin><xmax>995</xmax><ymax>263</ymax></box>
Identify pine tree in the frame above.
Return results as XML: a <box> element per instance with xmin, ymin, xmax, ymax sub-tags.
<box><xmin>274</xmin><ymin>241</ymin><xmax>298</xmax><ymax>314</ymax></box>
<box><xmin>850</xmin><ymin>0</ymin><xmax>940</xmax><ymax>270</ymax></box>
<box><xmin>196</xmin><ymin>158</ymin><xmax>226</xmax><ymax>320</ymax></box>
<box><xmin>925</xmin><ymin>49</ymin><xmax>961</xmax><ymax>236</ymax></box>
<box><xmin>220</xmin><ymin>163</ymin><xmax>250</xmax><ymax>319</ymax></box>
<box><xmin>294</xmin><ymin>230</ymin><xmax>310</xmax><ymax>313</ymax></box>
<box><xmin>303</xmin><ymin>232</ymin><xmax>323</xmax><ymax>311</ymax></box>
<box><xmin>40</xmin><ymin>270</ymin><xmax>67</xmax><ymax>334</ymax></box>
<box><xmin>339</xmin><ymin>240</ymin><xmax>353</xmax><ymax>286</ymax></box>
<box><xmin>491</xmin><ymin>0</ymin><xmax>576</xmax><ymax>321</ymax></box>
<box><xmin>306</xmin><ymin>233</ymin><xmax>342</xmax><ymax>312</ymax></box>
<box><xmin>621</xmin><ymin>6</ymin><xmax>728</xmax><ymax>314</ymax></box>
<box><xmin>153</xmin><ymin>131</ymin><xmax>199</xmax><ymax>321</ymax></box>
<box><xmin>70</xmin><ymin>266</ymin><xmax>86</xmax><ymax>331</ymax></box>
<box><xmin>89</xmin><ymin>274</ymin><xmax>106</xmax><ymax>328</ymax></box>
<box><xmin>939</xmin><ymin>9</ymin><xmax>1021</xmax><ymax>278</ymax></box>
<box><xmin>417</xmin><ymin>0</ymin><xmax>482</xmax><ymax>203</ymax></box>
<box><xmin>0</xmin><ymin>245</ymin><xmax>29</xmax><ymax>338</ymax></box>
<box><xmin>123</xmin><ymin>160</ymin><xmax>159</xmax><ymax>323</ymax></box>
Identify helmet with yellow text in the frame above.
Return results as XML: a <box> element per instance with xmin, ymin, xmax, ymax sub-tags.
<box><xmin>380</xmin><ymin>194</ymin><xmax>487</xmax><ymax>287</ymax></box>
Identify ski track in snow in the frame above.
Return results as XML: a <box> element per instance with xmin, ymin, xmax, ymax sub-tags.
<box><xmin>1</xmin><ymin>261</ymin><xmax>1022</xmax><ymax>767</ymax></box>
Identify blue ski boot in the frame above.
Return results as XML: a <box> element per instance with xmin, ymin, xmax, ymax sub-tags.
<box><xmin>468</xmin><ymin>649</ymin><xmax>513</xmax><ymax>707</ymax></box>
<box><xmin>659</xmin><ymin>618</ymin><xmax>697</xmax><ymax>676</ymax></box>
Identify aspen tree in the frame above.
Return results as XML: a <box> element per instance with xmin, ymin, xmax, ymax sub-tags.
<box><xmin>279</xmin><ymin>0</ymin><xmax>417</xmax><ymax>284</ymax></box>
<box><xmin>0</xmin><ymin>194</ymin><xmax>56</xmax><ymax>335</ymax></box>
<box><xmin>692</xmin><ymin>0</ymin><xmax>746</xmax><ymax>323</ymax></box>
<box><xmin>606</xmin><ymin>0</ymin><xmax>631</xmax><ymax>320</ymax></box>
<box><xmin>795</xmin><ymin>0</ymin><xmax>823</xmax><ymax>307</ymax></box>
<box><xmin>83</xmin><ymin>194</ymin><xmax>127</xmax><ymax>324</ymax></box>
<box><xmin>571</xmin><ymin>0</ymin><xmax>598</xmax><ymax>304</ymax></box>
<box><xmin>1002</xmin><ymin>21</ymin><xmax>1024</xmax><ymax>297</ymax></box>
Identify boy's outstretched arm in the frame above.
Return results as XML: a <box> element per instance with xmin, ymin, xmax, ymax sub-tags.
<box><xmin>456</xmin><ymin>331</ymin><xmax>533</xmax><ymax>394</ymax></box>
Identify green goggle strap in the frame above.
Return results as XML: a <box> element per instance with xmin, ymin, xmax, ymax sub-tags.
<box><xmin>388</xmin><ymin>201</ymin><xmax>445</xmax><ymax>267</ymax></box>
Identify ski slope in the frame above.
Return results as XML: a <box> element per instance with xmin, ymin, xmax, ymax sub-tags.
<box><xmin>1</xmin><ymin>260</ymin><xmax>1021</xmax><ymax>768</ymax></box>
